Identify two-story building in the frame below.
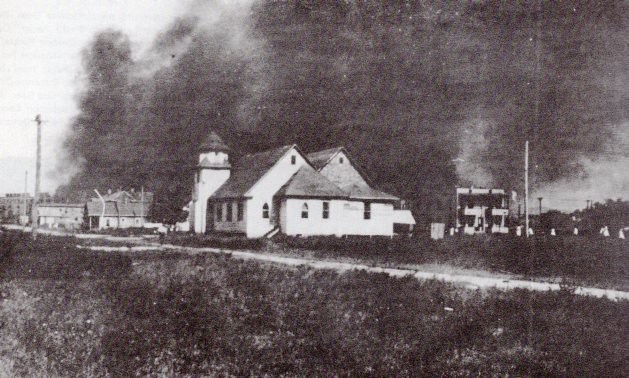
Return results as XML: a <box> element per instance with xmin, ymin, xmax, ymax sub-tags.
<box><xmin>456</xmin><ymin>187</ymin><xmax>510</xmax><ymax>234</ymax></box>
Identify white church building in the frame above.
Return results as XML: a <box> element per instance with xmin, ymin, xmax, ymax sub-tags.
<box><xmin>189</xmin><ymin>132</ymin><xmax>415</xmax><ymax>238</ymax></box>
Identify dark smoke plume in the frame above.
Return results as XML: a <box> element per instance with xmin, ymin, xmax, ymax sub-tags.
<box><xmin>57</xmin><ymin>0</ymin><xmax>628</xmax><ymax>221</ymax></box>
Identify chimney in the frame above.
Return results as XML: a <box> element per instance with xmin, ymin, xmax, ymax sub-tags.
<box><xmin>108</xmin><ymin>189</ymin><xmax>112</xmax><ymax>195</ymax></box>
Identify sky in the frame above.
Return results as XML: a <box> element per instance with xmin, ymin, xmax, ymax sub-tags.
<box><xmin>1</xmin><ymin>1</ymin><xmax>626</xmax><ymax>213</ymax></box>
<box><xmin>0</xmin><ymin>0</ymin><xmax>192</xmax><ymax>195</ymax></box>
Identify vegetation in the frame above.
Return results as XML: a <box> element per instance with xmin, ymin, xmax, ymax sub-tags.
<box><xmin>165</xmin><ymin>232</ymin><xmax>264</xmax><ymax>250</ymax></box>
<box><xmin>272</xmin><ymin>234</ymin><xmax>629</xmax><ymax>289</ymax></box>
<box><xmin>1</xmin><ymin>232</ymin><xmax>627</xmax><ymax>376</ymax></box>
<box><xmin>572</xmin><ymin>199</ymin><xmax>629</xmax><ymax>235</ymax></box>
<box><xmin>154</xmin><ymin>232</ymin><xmax>629</xmax><ymax>290</ymax></box>
<box><xmin>0</xmin><ymin>232</ymin><xmax>132</xmax><ymax>280</ymax></box>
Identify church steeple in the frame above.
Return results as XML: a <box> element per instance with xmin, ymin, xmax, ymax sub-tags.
<box><xmin>199</xmin><ymin>131</ymin><xmax>230</xmax><ymax>154</ymax></box>
<box><xmin>198</xmin><ymin>131</ymin><xmax>231</xmax><ymax>169</ymax></box>
<box><xmin>192</xmin><ymin>131</ymin><xmax>231</xmax><ymax>233</ymax></box>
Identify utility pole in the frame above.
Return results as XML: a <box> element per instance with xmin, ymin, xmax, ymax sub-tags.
<box><xmin>141</xmin><ymin>186</ymin><xmax>145</xmax><ymax>227</ymax></box>
<box><xmin>538</xmin><ymin>197</ymin><xmax>543</xmax><ymax>215</ymax></box>
<box><xmin>30</xmin><ymin>115</ymin><xmax>42</xmax><ymax>239</ymax></box>
<box><xmin>23</xmin><ymin>171</ymin><xmax>27</xmax><ymax>222</ymax></box>
<box><xmin>525</xmin><ymin>140</ymin><xmax>529</xmax><ymax>237</ymax></box>
<box><xmin>22</xmin><ymin>171</ymin><xmax>28</xmax><ymax>216</ymax></box>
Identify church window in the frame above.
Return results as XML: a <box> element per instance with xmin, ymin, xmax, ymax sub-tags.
<box><xmin>226</xmin><ymin>202</ymin><xmax>233</xmax><ymax>222</ymax></box>
<box><xmin>322</xmin><ymin>201</ymin><xmax>329</xmax><ymax>219</ymax></box>
<box><xmin>262</xmin><ymin>203</ymin><xmax>269</xmax><ymax>219</ymax></box>
<box><xmin>237</xmin><ymin>202</ymin><xmax>244</xmax><ymax>221</ymax></box>
<box><xmin>339</xmin><ymin>157</ymin><xmax>344</xmax><ymax>164</ymax></box>
<box><xmin>363</xmin><ymin>202</ymin><xmax>371</xmax><ymax>220</ymax></box>
<box><xmin>291</xmin><ymin>155</ymin><xmax>296</xmax><ymax>165</ymax></box>
<box><xmin>216</xmin><ymin>203</ymin><xmax>223</xmax><ymax>222</ymax></box>
<box><xmin>301</xmin><ymin>203</ymin><xmax>309</xmax><ymax>218</ymax></box>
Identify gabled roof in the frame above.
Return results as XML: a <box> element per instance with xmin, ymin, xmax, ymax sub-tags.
<box><xmin>306</xmin><ymin>147</ymin><xmax>343</xmax><ymax>170</ymax></box>
<box><xmin>102</xmin><ymin>190</ymin><xmax>134</xmax><ymax>202</ymax></box>
<box><xmin>211</xmin><ymin>145</ymin><xmax>296</xmax><ymax>199</ymax></box>
<box><xmin>98</xmin><ymin>190</ymin><xmax>153</xmax><ymax>203</ymax></box>
<box><xmin>346</xmin><ymin>184</ymin><xmax>399</xmax><ymax>202</ymax></box>
<box><xmin>86</xmin><ymin>200</ymin><xmax>149</xmax><ymax>217</ymax></box>
<box><xmin>199</xmin><ymin>131</ymin><xmax>230</xmax><ymax>153</ymax></box>
<box><xmin>275</xmin><ymin>165</ymin><xmax>347</xmax><ymax>199</ymax></box>
<box><xmin>307</xmin><ymin>146</ymin><xmax>376</xmax><ymax>186</ymax></box>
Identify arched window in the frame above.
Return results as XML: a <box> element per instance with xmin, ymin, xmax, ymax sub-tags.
<box><xmin>301</xmin><ymin>203</ymin><xmax>309</xmax><ymax>219</ymax></box>
<box><xmin>262</xmin><ymin>203</ymin><xmax>269</xmax><ymax>219</ymax></box>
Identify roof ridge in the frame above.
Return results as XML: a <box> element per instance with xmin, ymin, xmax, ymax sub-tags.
<box><xmin>242</xmin><ymin>144</ymin><xmax>295</xmax><ymax>158</ymax></box>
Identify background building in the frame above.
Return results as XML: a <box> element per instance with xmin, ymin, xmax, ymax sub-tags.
<box><xmin>456</xmin><ymin>187</ymin><xmax>510</xmax><ymax>235</ymax></box>
<box><xmin>38</xmin><ymin>203</ymin><xmax>85</xmax><ymax>229</ymax></box>
<box><xmin>190</xmin><ymin>133</ymin><xmax>415</xmax><ymax>238</ymax></box>
<box><xmin>0</xmin><ymin>193</ymin><xmax>32</xmax><ymax>224</ymax></box>
<box><xmin>86</xmin><ymin>189</ymin><xmax>152</xmax><ymax>229</ymax></box>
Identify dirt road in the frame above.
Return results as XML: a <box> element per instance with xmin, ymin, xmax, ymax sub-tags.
<box><xmin>77</xmin><ymin>243</ymin><xmax>629</xmax><ymax>301</ymax></box>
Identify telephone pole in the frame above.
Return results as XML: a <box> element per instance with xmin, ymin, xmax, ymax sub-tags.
<box><xmin>537</xmin><ymin>197</ymin><xmax>543</xmax><ymax>215</ymax></box>
<box><xmin>30</xmin><ymin>114</ymin><xmax>42</xmax><ymax>239</ymax></box>
<box><xmin>525</xmin><ymin>140</ymin><xmax>529</xmax><ymax>237</ymax></box>
<box><xmin>23</xmin><ymin>171</ymin><xmax>28</xmax><ymax>220</ymax></box>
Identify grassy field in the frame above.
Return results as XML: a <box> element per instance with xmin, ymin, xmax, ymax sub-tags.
<box><xmin>1</xmin><ymin>231</ymin><xmax>627</xmax><ymax>376</ymax></box>
<box><xmin>160</xmin><ymin>232</ymin><xmax>629</xmax><ymax>290</ymax></box>
<box><xmin>270</xmin><ymin>235</ymin><xmax>629</xmax><ymax>290</ymax></box>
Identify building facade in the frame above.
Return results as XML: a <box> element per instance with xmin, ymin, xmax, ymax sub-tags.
<box><xmin>0</xmin><ymin>193</ymin><xmax>32</xmax><ymax>223</ymax></box>
<box><xmin>86</xmin><ymin>189</ymin><xmax>152</xmax><ymax>229</ymax></box>
<box><xmin>456</xmin><ymin>187</ymin><xmax>510</xmax><ymax>234</ymax></box>
<box><xmin>189</xmin><ymin>133</ymin><xmax>415</xmax><ymax>238</ymax></box>
<box><xmin>38</xmin><ymin>203</ymin><xmax>85</xmax><ymax>229</ymax></box>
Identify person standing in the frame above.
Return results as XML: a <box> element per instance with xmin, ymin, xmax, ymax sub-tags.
<box><xmin>603</xmin><ymin>226</ymin><xmax>610</xmax><ymax>237</ymax></box>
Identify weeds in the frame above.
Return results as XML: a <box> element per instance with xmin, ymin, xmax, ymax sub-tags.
<box><xmin>1</xmin><ymin>232</ymin><xmax>627</xmax><ymax>376</ymax></box>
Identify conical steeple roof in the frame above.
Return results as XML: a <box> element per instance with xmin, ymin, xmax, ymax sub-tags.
<box><xmin>198</xmin><ymin>131</ymin><xmax>230</xmax><ymax>153</ymax></box>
